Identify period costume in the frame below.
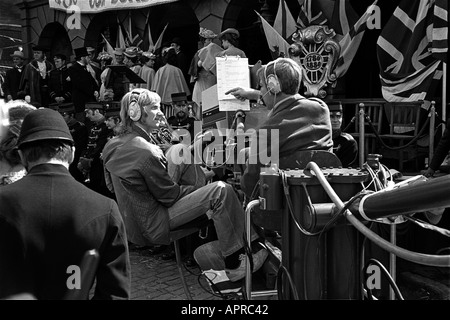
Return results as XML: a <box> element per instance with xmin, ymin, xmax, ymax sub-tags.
<box><xmin>67</xmin><ymin>47</ymin><xmax>98</xmax><ymax>116</ymax></box>
<box><xmin>2</xmin><ymin>51</ymin><xmax>26</xmax><ymax>100</ymax></box>
<box><xmin>152</xmin><ymin>64</ymin><xmax>191</xmax><ymax>105</ymax></box>
<box><xmin>79</xmin><ymin>103</ymin><xmax>110</xmax><ymax>195</ymax></box>
<box><xmin>188</xmin><ymin>29</ymin><xmax>222</xmax><ymax>107</ymax></box>
<box><xmin>19</xmin><ymin>49</ymin><xmax>54</xmax><ymax>107</ymax></box>
<box><xmin>49</xmin><ymin>61</ymin><xmax>72</xmax><ymax>104</ymax></box>
<box><xmin>333</xmin><ymin>131</ymin><xmax>358</xmax><ymax>167</ymax></box>
<box><xmin>139</xmin><ymin>64</ymin><xmax>156</xmax><ymax>90</ymax></box>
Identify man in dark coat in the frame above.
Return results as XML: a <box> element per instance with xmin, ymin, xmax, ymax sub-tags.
<box><xmin>78</xmin><ymin>102</ymin><xmax>111</xmax><ymax>197</ymax></box>
<box><xmin>0</xmin><ymin>108</ymin><xmax>130</xmax><ymax>300</ymax></box>
<box><xmin>167</xmin><ymin>92</ymin><xmax>197</xmax><ymax>144</ymax></box>
<box><xmin>58</xmin><ymin>103</ymin><xmax>88</xmax><ymax>182</ymax></box>
<box><xmin>2</xmin><ymin>50</ymin><xmax>26</xmax><ymax>101</ymax></box>
<box><xmin>49</xmin><ymin>53</ymin><xmax>72</xmax><ymax>105</ymax></box>
<box><xmin>68</xmin><ymin>47</ymin><xmax>98</xmax><ymax>122</ymax></box>
<box><xmin>19</xmin><ymin>45</ymin><xmax>54</xmax><ymax>107</ymax></box>
<box><xmin>170</xmin><ymin>37</ymin><xmax>190</xmax><ymax>86</ymax></box>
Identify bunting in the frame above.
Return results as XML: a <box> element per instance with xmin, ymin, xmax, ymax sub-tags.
<box><xmin>101</xmin><ymin>34</ymin><xmax>116</xmax><ymax>65</ymax></box>
<box><xmin>297</xmin><ymin>0</ymin><xmax>328</xmax><ymax>28</ymax></box>
<box><xmin>333</xmin><ymin>0</ymin><xmax>379</xmax><ymax>78</ymax></box>
<box><xmin>273</xmin><ymin>0</ymin><xmax>297</xmax><ymax>42</ymax></box>
<box><xmin>256</xmin><ymin>11</ymin><xmax>292</xmax><ymax>59</ymax></box>
<box><xmin>154</xmin><ymin>23</ymin><xmax>169</xmax><ymax>51</ymax></box>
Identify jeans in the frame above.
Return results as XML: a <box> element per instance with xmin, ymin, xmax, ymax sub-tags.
<box><xmin>168</xmin><ymin>181</ymin><xmax>259</xmax><ymax>257</ymax></box>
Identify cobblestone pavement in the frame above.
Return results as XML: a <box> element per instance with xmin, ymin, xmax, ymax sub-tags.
<box><xmin>129</xmin><ymin>247</ymin><xmax>223</xmax><ymax>301</ymax></box>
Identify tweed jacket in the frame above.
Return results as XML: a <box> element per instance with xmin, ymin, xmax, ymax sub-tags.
<box><xmin>102</xmin><ymin>124</ymin><xmax>195</xmax><ymax>245</ymax></box>
<box><xmin>0</xmin><ymin>164</ymin><xmax>131</xmax><ymax>300</ymax></box>
<box><xmin>241</xmin><ymin>94</ymin><xmax>333</xmax><ymax>197</ymax></box>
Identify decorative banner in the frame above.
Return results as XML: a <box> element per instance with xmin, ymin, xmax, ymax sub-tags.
<box><xmin>49</xmin><ymin>0</ymin><xmax>179</xmax><ymax>13</ymax></box>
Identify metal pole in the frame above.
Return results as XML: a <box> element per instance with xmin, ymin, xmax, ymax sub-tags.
<box><xmin>429</xmin><ymin>102</ymin><xmax>436</xmax><ymax>162</ymax></box>
<box><xmin>359</xmin><ymin>103</ymin><xmax>365</xmax><ymax>168</ymax></box>
<box><xmin>389</xmin><ymin>224</ymin><xmax>396</xmax><ymax>300</ymax></box>
<box><xmin>245</xmin><ymin>200</ymin><xmax>260</xmax><ymax>300</ymax></box>
<box><xmin>359</xmin><ymin>175</ymin><xmax>450</xmax><ymax>220</ymax></box>
<box><xmin>442</xmin><ymin>62</ymin><xmax>447</xmax><ymax>135</ymax></box>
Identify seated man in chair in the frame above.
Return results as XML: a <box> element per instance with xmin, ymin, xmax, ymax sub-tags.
<box><xmin>102</xmin><ymin>89</ymin><xmax>268</xmax><ymax>282</ymax></box>
<box><xmin>226</xmin><ymin>57</ymin><xmax>333</xmax><ymax>198</ymax></box>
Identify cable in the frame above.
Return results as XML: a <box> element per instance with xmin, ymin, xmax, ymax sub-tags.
<box><xmin>280</xmin><ymin>171</ymin><xmax>322</xmax><ymax>236</ymax></box>
<box><xmin>365</xmin><ymin>112</ymin><xmax>431</xmax><ymax>150</ymax></box>
<box><xmin>276</xmin><ymin>265</ymin><xmax>299</xmax><ymax>300</ymax></box>
<box><xmin>305</xmin><ymin>161</ymin><xmax>450</xmax><ymax>268</ymax></box>
<box><xmin>363</xmin><ymin>258</ymin><xmax>404</xmax><ymax>300</ymax></box>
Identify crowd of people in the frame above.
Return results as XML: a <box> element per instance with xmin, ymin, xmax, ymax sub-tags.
<box><xmin>3</xmin><ymin>21</ymin><xmax>446</xmax><ymax>301</ymax></box>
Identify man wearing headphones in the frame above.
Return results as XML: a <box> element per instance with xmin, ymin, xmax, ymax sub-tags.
<box><xmin>102</xmin><ymin>88</ymin><xmax>268</xmax><ymax>282</ymax></box>
<box><xmin>226</xmin><ymin>57</ymin><xmax>333</xmax><ymax>197</ymax></box>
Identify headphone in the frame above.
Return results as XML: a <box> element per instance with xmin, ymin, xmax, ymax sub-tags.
<box><xmin>264</xmin><ymin>59</ymin><xmax>281</xmax><ymax>95</ymax></box>
<box><xmin>128</xmin><ymin>91</ymin><xmax>143</xmax><ymax>122</ymax></box>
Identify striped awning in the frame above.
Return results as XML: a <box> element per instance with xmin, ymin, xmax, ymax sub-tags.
<box><xmin>49</xmin><ymin>0</ymin><xmax>179</xmax><ymax>13</ymax></box>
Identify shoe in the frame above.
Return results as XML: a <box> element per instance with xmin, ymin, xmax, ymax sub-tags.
<box><xmin>225</xmin><ymin>248</ymin><xmax>268</xmax><ymax>282</ymax></box>
<box><xmin>184</xmin><ymin>257</ymin><xmax>197</xmax><ymax>268</ymax></box>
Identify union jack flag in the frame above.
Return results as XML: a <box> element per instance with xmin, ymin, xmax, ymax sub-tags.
<box><xmin>377</xmin><ymin>0</ymin><xmax>448</xmax><ymax>102</ymax></box>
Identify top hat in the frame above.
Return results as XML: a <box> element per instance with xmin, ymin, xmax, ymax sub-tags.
<box><xmin>10</xmin><ymin>50</ymin><xmax>25</xmax><ymax>59</ymax></box>
<box><xmin>32</xmin><ymin>45</ymin><xmax>48</xmax><ymax>52</ymax></box>
<box><xmin>74</xmin><ymin>47</ymin><xmax>89</xmax><ymax>59</ymax></box>
<box><xmin>328</xmin><ymin>102</ymin><xmax>343</xmax><ymax>113</ymax></box>
<box><xmin>17</xmin><ymin>108</ymin><xmax>74</xmax><ymax>147</ymax></box>
<box><xmin>171</xmin><ymin>92</ymin><xmax>187</xmax><ymax>103</ymax></box>
<box><xmin>219</xmin><ymin>28</ymin><xmax>240</xmax><ymax>39</ymax></box>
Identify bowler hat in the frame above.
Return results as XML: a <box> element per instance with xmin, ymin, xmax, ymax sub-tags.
<box><xmin>10</xmin><ymin>50</ymin><xmax>24</xmax><ymax>59</ymax></box>
<box><xmin>17</xmin><ymin>108</ymin><xmax>74</xmax><ymax>147</ymax></box>
<box><xmin>171</xmin><ymin>92</ymin><xmax>187</xmax><ymax>103</ymax></box>
<box><xmin>328</xmin><ymin>102</ymin><xmax>343</xmax><ymax>113</ymax></box>
<box><xmin>74</xmin><ymin>47</ymin><xmax>89</xmax><ymax>59</ymax></box>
